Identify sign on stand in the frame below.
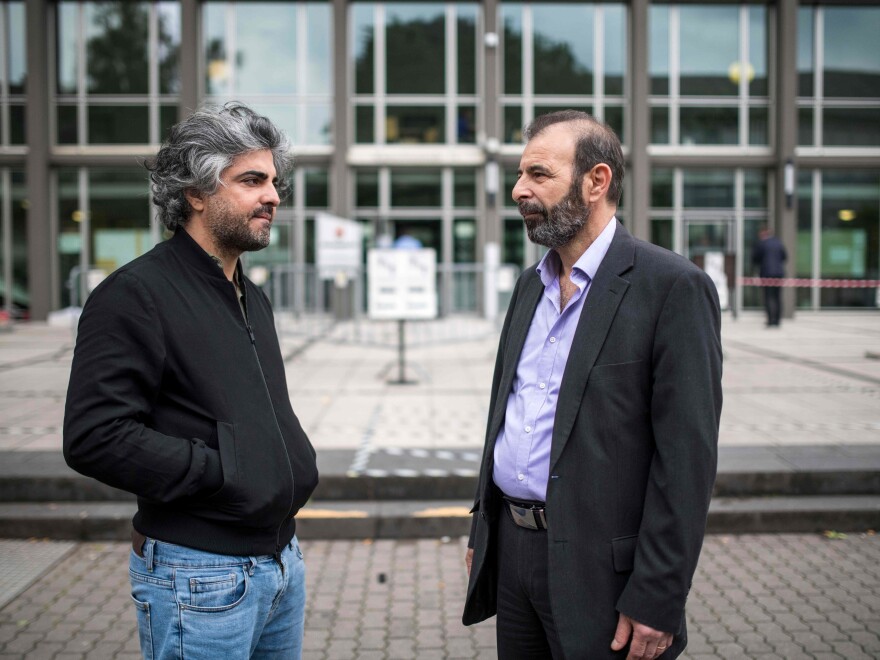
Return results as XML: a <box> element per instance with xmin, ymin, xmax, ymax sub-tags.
<box><xmin>367</xmin><ymin>249</ymin><xmax>438</xmax><ymax>320</ymax></box>
<box><xmin>368</xmin><ymin>248</ymin><xmax>438</xmax><ymax>384</ymax></box>
<box><xmin>316</xmin><ymin>213</ymin><xmax>362</xmax><ymax>280</ymax></box>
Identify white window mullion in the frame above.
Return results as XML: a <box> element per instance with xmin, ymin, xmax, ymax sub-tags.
<box><xmin>814</xmin><ymin>8</ymin><xmax>823</xmax><ymax>147</ymax></box>
<box><xmin>811</xmin><ymin>170</ymin><xmax>821</xmax><ymax>309</ymax></box>
<box><xmin>77</xmin><ymin>4</ymin><xmax>88</xmax><ymax>145</ymax></box>
<box><xmin>1</xmin><ymin>170</ymin><xmax>11</xmax><ymax>314</ymax></box>
<box><xmin>669</xmin><ymin>7</ymin><xmax>680</xmax><ymax>146</ymax></box>
<box><xmin>673</xmin><ymin>167</ymin><xmax>683</xmax><ymax>255</ymax></box>
<box><xmin>375</xmin><ymin>5</ymin><xmax>386</xmax><ymax>143</ymax></box>
<box><xmin>522</xmin><ymin>5</ymin><xmax>533</xmax><ymax>125</ymax></box>
<box><xmin>78</xmin><ymin>168</ymin><xmax>90</xmax><ymax>305</ymax></box>
<box><xmin>297</xmin><ymin>4</ymin><xmax>309</xmax><ymax>144</ymax></box>
<box><xmin>739</xmin><ymin>6</ymin><xmax>749</xmax><ymax>147</ymax></box>
<box><xmin>446</xmin><ymin>5</ymin><xmax>457</xmax><ymax>144</ymax></box>
<box><xmin>594</xmin><ymin>6</ymin><xmax>604</xmax><ymax>121</ymax></box>
<box><xmin>148</xmin><ymin>2</ymin><xmax>159</xmax><ymax>144</ymax></box>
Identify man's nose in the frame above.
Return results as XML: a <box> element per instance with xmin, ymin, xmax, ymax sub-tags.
<box><xmin>512</xmin><ymin>178</ymin><xmax>530</xmax><ymax>203</ymax></box>
<box><xmin>263</xmin><ymin>185</ymin><xmax>280</xmax><ymax>207</ymax></box>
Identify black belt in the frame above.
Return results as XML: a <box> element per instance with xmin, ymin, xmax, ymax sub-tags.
<box><xmin>503</xmin><ymin>496</ymin><xmax>547</xmax><ymax>531</ymax></box>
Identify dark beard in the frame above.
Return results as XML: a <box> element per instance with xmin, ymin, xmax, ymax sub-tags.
<box><xmin>520</xmin><ymin>182</ymin><xmax>591</xmax><ymax>249</ymax></box>
<box><xmin>206</xmin><ymin>199</ymin><xmax>273</xmax><ymax>256</ymax></box>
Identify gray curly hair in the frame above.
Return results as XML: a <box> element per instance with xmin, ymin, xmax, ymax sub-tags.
<box><xmin>147</xmin><ymin>102</ymin><xmax>293</xmax><ymax>231</ymax></box>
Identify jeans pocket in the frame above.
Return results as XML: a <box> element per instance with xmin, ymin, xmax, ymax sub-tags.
<box><xmin>129</xmin><ymin>595</ymin><xmax>154</xmax><ymax>660</ymax></box>
<box><xmin>177</xmin><ymin>566</ymin><xmax>249</xmax><ymax>612</ymax></box>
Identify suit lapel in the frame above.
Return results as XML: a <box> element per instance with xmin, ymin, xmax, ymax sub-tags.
<box><xmin>486</xmin><ymin>270</ymin><xmax>543</xmax><ymax>444</ymax></box>
<box><xmin>549</xmin><ymin>221</ymin><xmax>634</xmax><ymax>472</ymax></box>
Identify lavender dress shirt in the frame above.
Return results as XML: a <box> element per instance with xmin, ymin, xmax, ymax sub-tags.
<box><xmin>493</xmin><ymin>217</ymin><xmax>617</xmax><ymax>502</ymax></box>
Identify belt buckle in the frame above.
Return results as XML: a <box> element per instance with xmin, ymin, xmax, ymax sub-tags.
<box><xmin>508</xmin><ymin>502</ymin><xmax>547</xmax><ymax>530</ymax></box>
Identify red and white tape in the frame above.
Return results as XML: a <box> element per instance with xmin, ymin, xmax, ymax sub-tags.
<box><xmin>739</xmin><ymin>277</ymin><xmax>880</xmax><ymax>288</ymax></box>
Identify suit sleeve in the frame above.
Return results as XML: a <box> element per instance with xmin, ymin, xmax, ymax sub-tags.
<box><xmin>615</xmin><ymin>267</ymin><xmax>722</xmax><ymax>633</ymax></box>
<box><xmin>63</xmin><ymin>272</ymin><xmax>223</xmax><ymax>502</ymax></box>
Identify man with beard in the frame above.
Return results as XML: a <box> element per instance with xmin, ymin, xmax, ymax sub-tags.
<box><xmin>463</xmin><ymin>111</ymin><xmax>722</xmax><ymax>659</ymax></box>
<box><xmin>64</xmin><ymin>103</ymin><xmax>319</xmax><ymax>659</ymax></box>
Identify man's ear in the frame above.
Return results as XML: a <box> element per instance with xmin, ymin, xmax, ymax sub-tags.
<box><xmin>582</xmin><ymin>164</ymin><xmax>612</xmax><ymax>204</ymax></box>
<box><xmin>185</xmin><ymin>189</ymin><xmax>205</xmax><ymax>213</ymax></box>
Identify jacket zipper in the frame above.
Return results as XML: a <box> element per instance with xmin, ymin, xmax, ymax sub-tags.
<box><xmin>235</xmin><ymin>281</ymin><xmax>295</xmax><ymax>561</ymax></box>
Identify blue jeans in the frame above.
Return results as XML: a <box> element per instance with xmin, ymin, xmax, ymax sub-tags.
<box><xmin>128</xmin><ymin>536</ymin><xmax>306</xmax><ymax>659</ymax></box>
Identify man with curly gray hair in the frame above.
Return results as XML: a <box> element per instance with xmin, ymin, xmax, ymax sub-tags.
<box><xmin>64</xmin><ymin>103</ymin><xmax>319</xmax><ymax>659</ymax></box>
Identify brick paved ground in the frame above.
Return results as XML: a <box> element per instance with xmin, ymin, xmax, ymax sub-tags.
<box><xmin>0</xmin><ymin>533</ymin><xmax>878</xmax><ymax>659</ymax></box>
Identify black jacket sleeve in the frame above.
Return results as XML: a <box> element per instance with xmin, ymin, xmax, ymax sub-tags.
<box><xmin>63</xmin><ymin>272</ymin><xmax>223</xmax><ymax>502</ymax></box>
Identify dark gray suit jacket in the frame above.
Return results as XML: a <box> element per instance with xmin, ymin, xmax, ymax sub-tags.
<box><xmin>463</xmin><ymin>222</ymin><xmax>722</xmax><ymax>659</ymax></box>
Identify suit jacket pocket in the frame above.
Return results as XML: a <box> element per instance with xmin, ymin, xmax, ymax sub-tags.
<box><xmin>611</xmin><ymin>534</ymin><xmax>638</xmax><ymax>573</ymax></box>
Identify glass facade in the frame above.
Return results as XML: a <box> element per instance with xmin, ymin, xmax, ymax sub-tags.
<box><xmin>3</xmin><ymin>0</ymin><xmax>877</xmax><ymax>317</ymax></box>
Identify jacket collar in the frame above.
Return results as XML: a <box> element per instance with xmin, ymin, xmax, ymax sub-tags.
<box><xmin>170</xmin><ymin>228</ymin><xmax>239</xmax><ymax>281</ymax></box>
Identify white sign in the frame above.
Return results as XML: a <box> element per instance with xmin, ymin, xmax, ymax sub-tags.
<box><xmin>368</xmin><ymin>248</ymin><xmax>438</xmax><ymax>320</ymax></box>
<box><xmin>316</xmin><ymin>213</ymin><xmax>363</xmax><ymax>280</ymax></box>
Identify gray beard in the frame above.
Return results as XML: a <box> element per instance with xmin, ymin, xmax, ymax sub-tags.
<box><xmin>206</xmin><ymin>199</ymin><xmax>272</xmax><ymax>257</ymax></box>
<box><xmin>521</xmin><ymin>186</ymin><xmax>591</xmax><ymax>249</ymax></box>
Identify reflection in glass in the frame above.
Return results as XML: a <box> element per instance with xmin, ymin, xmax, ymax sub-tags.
<box><xmin>306</xmin><ymin>105</ymin><xmax>333</xmax><ymax>145</ymax></box>
<box><xmin>457</xmin><ymin>106</ymin><xmax>476</xmax><ymax>144</ymax></box>
<box><xmin>57</xmin><ymin>3</ymin><xmax>79</xmax><ymax>94</ymax></box>
<box><xmin>650</xmin><ymin>106</ymin><xmax>669</xmax><ymax>144</ymax></box>
<box><xmin>650</xmin><ymin>168</ymin><xmax>673</xmax><ymax>209</ymax></box>
<box><xmin>88</xmin><ymin>105</ymin><xmax>149</xmax><ymax>144</ymax></box>
<box><xmin>356</xmin><ymin>106</ymin><xmax>375</xmax><ymax>143</ymax></box>
<box><xmin>819</xmin><ymin>170</ymin><xmax>879</xmax><ymax>307</ymax></box>
<box><xmin>203</xmin><ymin>3</ymin><xmax>227</xmax><ymax>95</ymax></box>
<box><xmin>457</xmin><ymin>6</ymin><xmax>477</xmax><ymax>95</ymax></box>
<box><xmin>533</xmin><ymin>5</ymin><xmax>593</xmax><ymax>95</ymax></box>
<box><xmin>386</xmin><ymin>4</ymin><xmax>444</xmax><ymax>94</ymax></box>
<box><xmin>605</xmin><ymin>106</ymin><xmax>624</xmax><ymax>144</ymax></box>
<box><xmin>305</xmin><ymin>169</ymin><xmax>329</xmax><ymax>208</ymax></box>
<box><xmin>57</xmin><ymin>169</ymin><xmax>80</xmax><ymax>308</ymax></box>
<box><xmin>680</xmin><ymin>107</ymin><xmax>738</xmax><ymax>145</ymax></box>
<box><xmin>9</xmin><ymin>106</ymin><xmax>25</xmax><ymax>145</ymax></box>
<box><xmin>236</xmin><ymin>4</ymin><xmax>297</xmax><ymax>94</ymax></box>
<box><xmin>798</xmin><ymin>108</ymin><xmax>813</xmax><ymax>147</ymax></box>
<box><xmin>454</xmin><ymin>218</ymin><xmax>476</xmax><ymax>262</ymax></box>
<box><xmin>648</xmin><ymin>6</ymin><xmax>669</xmax><ymax>95</ymax></box>
<box><xmin>504</xmin><ymin>170</ymin><xmax>519</xmax><ymax>208</ymax></box>
<box><xmin>386</xmin><ymin>106</ymin><xmax>444</xmax><ymax>144</ymax></box>
<box><xmin>250</xmin><ymin>105</ymin><xmax>298</xmax><ymax>144</ymax></box>
<box><xmin>651</xmin><ymin>218</ymin><xmax>673</xmax><ymax>251</ymax></box>
<box><xmin>353</xmin><ymin>4</ymin><xmax>374</xmax><ymax>95</ymax></box>
<box><xmin>823</xmin><ymin>8</ymin><xmax>880</xmax><ymax>98</ymax></box>
<box><xmin>88</xmin><ymin>168</ymin><xmax>151</xmax><ymax>275</ymax></box>
<box><xmin>797</xmin><ymin>8</ymin><xmax>814</xmax><ymax>98</ymax></box>
<box><xmin>748</xmin><ymin>107</ymin><xmax>768</xmax><ymax>146</ymax></box>
<box><xmin>744</xmin><ymin>170</ymin><xmax>767</xmax><ymax>208</ymax></box>
<box><xmin>502</xmin><ymin>5</ymin><xmax>522</xmax><ymax>95</ymax></box>
<box><xmin>503</xmin><ymin>218</ymin><xmax>525</xmax><ymax>267</ymax></box>
<box><xmin>57</xmin><ymin>106</ymin><xmax>78</xmax><ymax>144</ymax></box>
<box><xmin>604</xmin><ymin>6</ymin><xmax>626</xmax><ymax>96</ymax></box>
<box><xmin>86</xmin><ymin>2</ymin><xmax>149</xmax><ymax>94</ymax></box>
<box><xmin>504</xmin><ymin>106</ymin><xmax>523</xmax><ymax>144</ymax></box>
<box><xmin>679</xmin><ymin>6</ymin><xmax>738</xmax><ymax>96</ymax></box>
<box><xmin>160</xmin><ymin>105</ymin><xmax>178</xmax><ymax>142</ymax></box>
<box><xmin>10</xmin><ymin>171</ymin><xmax>27</xmax><ymax>310</ymax></box>
<box><xmin>824</xmin><ymin>108</ymin><xmax>880</xmax><ymax>147</ymax></box>
<box><xmin>687</xmin><ymin>222</ymin><xmax>728</xmax><ymax>258</ymax></box>
<box><xmin>682</xmin><ymin>169</ymin><xmax>735</xmax><ymax>208</ymax></box>
<box><xmin>8</xmin><ymin>3</ymin><xmax>26</xmax><ymax>94</ymax></box>
<box><xmin>748</xmin><ymin>7</ymin><xmax>768</xmax><ymax>97</ymax></box>
<box><xmin>355</xmin><ymin>170</ymin><xmax>379</xmax><ymax>208</ymax></box>
<box><xmin>306</xmin><ymin>4</ymin><xmax>332</xmax><ymax>95</ymax></box>
<box><xmin>454</xmin><ymin>170</ymin><xmax>476</xmax><ymax>208</ymax></box>
<box><xmin>393</xmin><ymin>220</ymin><xmax>441</xmax><ymax>251</ymax></box>
<box><xmin>158</xmin><ymin>2</ymin><xmax>181</xmax><ymax>94</ymax></box>
<box><xmin>795</xmin><ymin>170</ymin><xmax>813</xmax><ymax>308</ymax></box>
<box><xmin>391</xmin><ymin>170</ymin><xmax>442</xmax><ymax>207</ymax></box>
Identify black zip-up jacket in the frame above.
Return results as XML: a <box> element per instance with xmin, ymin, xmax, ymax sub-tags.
<box><xmin>63</xmin><ymin>229</ymin><xmax>319</xmax><ymax>556</ymax></box>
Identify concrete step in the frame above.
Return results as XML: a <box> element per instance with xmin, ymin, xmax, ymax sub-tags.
<box><xmin>1</xmin><ymin>496</ymin><xmax>877</xmax><ymax>541</ymax></box>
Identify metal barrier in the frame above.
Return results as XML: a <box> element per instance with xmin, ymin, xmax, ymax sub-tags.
<box><xmin>264</xmin><ymin>262</ymin><xmax>520</xmax><ymax>347</ymax></box>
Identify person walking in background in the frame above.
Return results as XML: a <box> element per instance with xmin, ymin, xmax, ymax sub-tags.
<box><xmin>752</xmin><ymin>226</ymin><xmax>787</xmax><ymax>327</ymax></box>
<box><xmin>463</xmin><ymin>110</ymin><xmax>722</xmax><ymax>659</ymax></box>
<box><xmin>63</xmin><ymin>103</ymin><xmax>318</xmax><ymax>659</ymax></box>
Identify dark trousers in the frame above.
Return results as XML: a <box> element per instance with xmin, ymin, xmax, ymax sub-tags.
<box><xmin>496</xmin><ymin>505</ymin><xmax>565</xmax><ymax>659</ymax></box>
<box><xmin>763</xmin><ymin>286</ymin><xmax>781</xmax><ymax>326</ymax></box>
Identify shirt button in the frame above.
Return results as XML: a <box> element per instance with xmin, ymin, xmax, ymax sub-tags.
<box><xmin>539</xmin><ymin>382</ymin><xmax>546</xmax><ymax>389</ymax></box>
<box><xmin>517</xmin><ymin>473</ymin><xmax>525</xmax><ymax>481</ymax></box>
<box><xmin>525</xmin><ymin>426</ymin><xmax>532</xmax><ymax>433</ymax></box>
<box><xmin>549</xmin><ymin>337</ymin><xmax>556</xmax><ymax>343</ymax></box>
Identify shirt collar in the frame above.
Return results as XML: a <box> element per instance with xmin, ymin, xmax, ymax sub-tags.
<box><xmin>535</xmin><ymin>215</ymin><xmax>618</xmax><ymax>286</ymax></box>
